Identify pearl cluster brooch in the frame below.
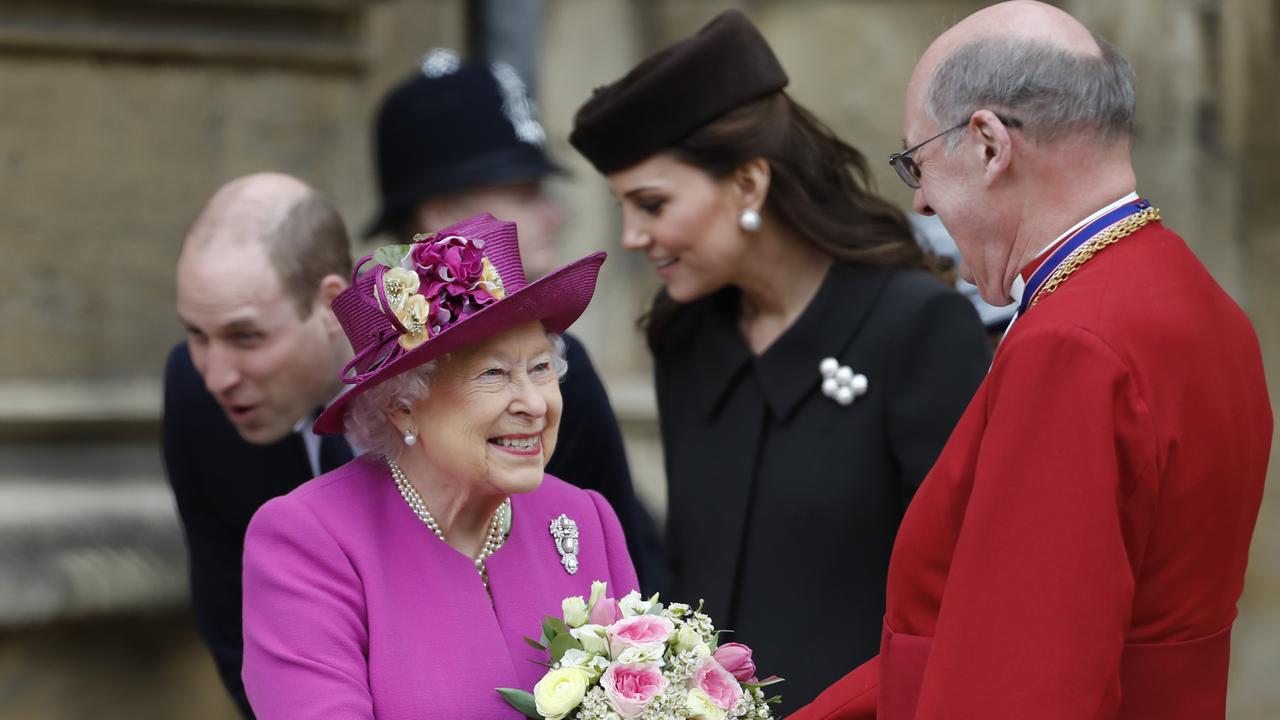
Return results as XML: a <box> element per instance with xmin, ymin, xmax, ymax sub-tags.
<box><xmin>819</xmin><ymin>357</ymin><xmax>868</xmax><ymax>406</ymax></box>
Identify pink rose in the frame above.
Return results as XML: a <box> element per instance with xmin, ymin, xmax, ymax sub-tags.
<box><xmin>712</xmin><ymin>642</ymin><xmax>757</xmax><ymax>683</ymax></box>
<box><xmin>406</xmin><ymin>235</ymin><xmax>499</xmax><ymax>336</ymax></box>
<box><xmin>412</xmin><ymin>235</ymin><xmax>485</xmax><ymax>298</ymax></box>
<box><xmin>607</xmin><ymin>615</ymin><xmax>674</xmax><ymax>658</ymax></box>
<box><xmin>693</xmin><ymin>657</ymin><xmax>744</xmax><ymax>711</ymax></box>
<box><xmin>589</xmin><ymin>596</ymin><xmax>621</xmax><ymax>626</ymax></box>
<box><xmin>600</xmin><ymin>663</ymin><xmax>667</xmax><ymax>718</ymax></box>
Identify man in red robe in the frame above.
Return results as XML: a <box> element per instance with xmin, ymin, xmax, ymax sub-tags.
<box><xmin>792</xmin><ymin>2</ymin><xmax>1272</xmax><ymax>718</ymax></box>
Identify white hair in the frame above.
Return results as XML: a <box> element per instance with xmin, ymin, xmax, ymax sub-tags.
<box><xmin>343</xmin><ymin>332</ymin><xmax>569</xmax><ymax>457</ymax></box>
<box><xmin>927</xmin><ymin>32</ymin><xmax>1136</xmax><ymax>148</ymax></box>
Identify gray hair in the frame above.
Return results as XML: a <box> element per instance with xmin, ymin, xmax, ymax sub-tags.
<box><xmin>343</xmin><ymin>332</ymin><xmax>569</xmax><ymax>457</ymax></box>
<box><xmin>927</xmin><ymin>32</ymin><xmax>1135</xmax><ymax>147</ymax></box>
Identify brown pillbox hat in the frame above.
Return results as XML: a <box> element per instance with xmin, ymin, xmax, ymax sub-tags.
<box><xmin>569</xmin><ymin>10</ymin><xmax>788</xmax><ymax>175</ymax></box>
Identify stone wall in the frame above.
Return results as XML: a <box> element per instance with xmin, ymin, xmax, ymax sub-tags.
<box><xmin>1</xmin><ymin>0</ymin><xmax>1276</xmax><ymax>717</ymax></box>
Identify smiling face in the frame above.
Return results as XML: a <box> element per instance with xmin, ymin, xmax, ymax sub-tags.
<box><xmin>177</xmin><ymin>241</ymin><xmax>344</xmax><ymax>444</ymax></box>
<box><xmin>407</xmin><ymin>321</ymin><xmax>562</xmax><ymax>497</ymax></box>
<box><xmin>606</xmin><ymin>153</ymin><xmax>748</xmax><ymax>303</ymax></box>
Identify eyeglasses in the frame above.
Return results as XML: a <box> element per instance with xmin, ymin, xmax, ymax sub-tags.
<box><xmin>889</xmin><ymin>115</ymin><xmax>1023</xmax><ymax>189</ymax></box>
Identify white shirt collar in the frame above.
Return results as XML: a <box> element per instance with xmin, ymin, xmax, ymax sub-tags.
<box><xmin>1022</xmin><ymin>192</ymin><xmax>1140</xmax><ymax>281</ymax></box>
<box><xmin>1001</xmin><ymin>191</ymin><xmax>1140</xmax><ymax>339</ymax></box>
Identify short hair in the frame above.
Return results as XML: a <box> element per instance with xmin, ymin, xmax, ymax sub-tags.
<box><xmin>267</xmin><ymin>192</ymin><xmax>353</xmax><ymax>318</ymax></box>
<box><xmin>343</xmin><ymin>333</ymin><xmax>569</xmax><ymax>457</ymax></box>
<box><xmin>184</xmin><ymin>174</ymin><xmax>353</xmax><ymax>318</ymax></box>
<box><xmin>926</xmin><ymin>32</ymin><xmax>1136</xmax><ymax>146</ymax></box>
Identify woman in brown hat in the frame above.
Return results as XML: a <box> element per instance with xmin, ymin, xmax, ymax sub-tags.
<box><xmin>570</xmin><ymin>10</ymin><xmax>991</xmax><ymax>712</ymax></box>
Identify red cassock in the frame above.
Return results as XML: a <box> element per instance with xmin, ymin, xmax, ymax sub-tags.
<box><xmin>791</xmin><ymin>220</ymin><xmax>1271</xmax><ymax>720</ymax></box>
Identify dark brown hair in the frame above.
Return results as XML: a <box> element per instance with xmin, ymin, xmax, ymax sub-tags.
<box><xmin>645</xmin><ymin>91</ymin><xmax>947</xmax><ymax>351</ymax></box>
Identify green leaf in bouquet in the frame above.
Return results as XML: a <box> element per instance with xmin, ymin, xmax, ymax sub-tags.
<box><xmin>710</xmin><ymin>629</ymin><xmax>733</xmax><ymax>651</ymax></box>
<box><xmin>548</xmin><ymin>632</ymin><xmax>583</xmax><ymax>665</ymax></box>
<box><xmin>496</xmin><ymin>688</ymin><xmax>543</xmax><ymax>719</ymax></box>
<box><xmin>542</xmin><ymin>616</ymin><xmax>571</xmax><ymax>643</ymax></box>
<box><xmin>744</xmin><ymin>676</ymin><xmax>785</xmax><ymax>689</ymax></box>
<box><xmin>524</xmin><ymin>635</ymin><xmax>547</xmax><ymax>652</ymax></box>
<box><xmin>766</xmin><ymin>694</ymin><xmax>783</xmax><ymax>705</ymax></box>
<box><xmin>372</xmin><ymin>244</ymin><xmax>413</xmax><ymax>269</ymax></box>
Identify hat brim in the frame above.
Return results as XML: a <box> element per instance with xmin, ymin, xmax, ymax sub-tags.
<box><xmin>314</xmin><ymin>250</ymin><xmax>605</xmax><ymax>435</ymax></box>
<box><xmin>363</xmin><ymin>151</ymin><xmax>565</xmax><ymax>238</ymax></box>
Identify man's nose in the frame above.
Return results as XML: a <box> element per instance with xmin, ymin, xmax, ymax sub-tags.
<box><xmin>202</xmin><ymin>344</ymin><xmax>242</xmax><ymax>396</ymax></box>
<box><xmin>912</xmin><ymin>188</ymin><xmax>934</xmax><ymax>216</ymax></box>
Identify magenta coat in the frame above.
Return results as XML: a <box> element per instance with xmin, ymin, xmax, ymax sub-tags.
<box><xmin>242</xmin><ymin>455</ymin><xmax>640</xmax><ymax>719</ymax></box>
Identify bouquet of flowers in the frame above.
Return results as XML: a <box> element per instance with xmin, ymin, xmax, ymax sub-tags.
<box><xmin>497</xmin><ymin>581</ymin><xmax>782</xmax><ymax>720</ymax></box>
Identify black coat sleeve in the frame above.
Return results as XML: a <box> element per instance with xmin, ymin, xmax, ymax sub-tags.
<box><xmin>161</xmin><ymin>343</ymin><xmax>255</xmax><ymax>718</ymax></box>
<box><xmin>884</xmin><ymin>286</ymin><xmax>992</xmax><ymax>507</ymax></box>
<box><xmin>546</xmin><ymin>333</ymin><xmax>668</xmax><ymax>594</ymax></box>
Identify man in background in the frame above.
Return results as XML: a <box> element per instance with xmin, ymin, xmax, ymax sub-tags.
<box><xmin>366</xmin><ymin>49</ymin><xmax>666</xmax><ymax>592</ymax></box>
<box><xmin>163</xmin><ymin>172</ymin><xmax>354</xmax><ymax>717</ymax></box>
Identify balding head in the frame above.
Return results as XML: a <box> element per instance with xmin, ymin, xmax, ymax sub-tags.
<box><xmin>177</xmin><ymin>172</ymin><xmax>354</xmax><ymax>444</ymax></box>
<box><xmin>182</xmin><ymin>172</ymin><xmax>352</xmax><ymax>317</ymax></box>
<box><xmin>898</xmin><ymin>2</ymin><xmax>1139</xmax><ymax>307</ymax></box>
<box><xmin>909</xmin><ymin>0</ymin><xmax>1134</xmax><ymax>147</ymax></box>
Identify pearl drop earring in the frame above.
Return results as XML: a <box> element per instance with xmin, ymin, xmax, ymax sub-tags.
<box><xmin>403</xmin><ymin>431</ymin><xmax>417</xmax><ymax>446</ymax></box>
<box><xmin>739</xmin><ymin>208</ymin><xmax>762</xmax><ymax>232</ymax></box>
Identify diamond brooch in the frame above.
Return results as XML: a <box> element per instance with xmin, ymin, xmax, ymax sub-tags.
<box><xmin>549</xmin><ymin>514</ymin><xmax>580</xmax><ymax>575</ymax></box>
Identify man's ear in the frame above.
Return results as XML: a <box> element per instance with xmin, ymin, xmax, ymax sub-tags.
<box><xmin>970</xmin><ymin>110</ymin><xmax>1013</xmax><ymax>185</ymax></box>
<box><xmin>732</xmin><ymin>157</ymin><xmax>771</xmax><ymax>214</ymax></box>
<box><xmin>316</xmin><ymin>273</ymin><xmax>348</xmax><ymax>333</ymax></box>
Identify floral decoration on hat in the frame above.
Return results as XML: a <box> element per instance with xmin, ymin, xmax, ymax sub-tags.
<box><xmin>374</xmin><ymin>232</ymin><xmax>506</xmax><ymax>351</ymax></box>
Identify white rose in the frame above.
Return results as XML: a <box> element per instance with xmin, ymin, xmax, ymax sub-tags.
<box><xmin>618</xmin><ymin>591</ymin><xmax>652</xmax><ymax>618</ymax></box>
<box><xmin>570</xmin><ymin>624</ymin><xmax>610</xmax><ymax>656</ymax></box>
<box><xmin>588</xmin><ymin>580</ymin><xmax>609</xmax><ymax>610</ymax></box>
<box><xmin>615</xmin><ymin>644</ymin><xmax>666</xmax><ymax>667</ymax></box>
<box><xmin>562</xmin><ymin>595</ymin><xmax>589</xmax><ymax>628</ymax></box>
<box><xmin>560</xmin><ymin>648</ymin><xmax>610</xmax><ymax>680</ymax></box>
<box><xmin>672</xmin><ymin>624</ymin><xmax>704</xmax><ymax>654</ymax></box>
<box><xmin>533</xmin><ymin>667</ymin><xmax>590</xmax><ymax>720</ymax></box>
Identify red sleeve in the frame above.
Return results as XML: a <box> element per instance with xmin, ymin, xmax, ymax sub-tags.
<box><xmin>787</xmin><ymin>656</ymin><xmax>880</xmax><ymax>720</ymax></box>
<box><xmin>915</xmin><ymin>323</ymin><xmax>1156</xmax><ymax>719</ymax></box>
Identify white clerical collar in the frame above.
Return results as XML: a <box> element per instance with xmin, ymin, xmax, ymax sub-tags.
<box><xmin>1022</xmin><ymin>192</ymin><xmax>1140</xmax><ymax>282</ymax></box>
<box><xmin>1001</xmin><ymin>191</ymin><xmax>1139</xmax><ymax>340</ymax></box>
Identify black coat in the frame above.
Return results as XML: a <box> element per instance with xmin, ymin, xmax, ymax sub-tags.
<box><xmin>161</xmin><ymin>333</ymin><xmax>664</xmax><ymax>718</ymax></box>
<box><xmin>654</xmin><ymin>264</ymin><xmax>990</xmax><ymax>714</ymax></box>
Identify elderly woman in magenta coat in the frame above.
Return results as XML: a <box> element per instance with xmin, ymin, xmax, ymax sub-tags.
<box><xmin>240</xmin><ymin>214</ymin><xmax>638</xmax><ymax>719</ymax></box>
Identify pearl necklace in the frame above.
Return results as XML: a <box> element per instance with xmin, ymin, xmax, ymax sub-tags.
<box><xmin>385</xmin><ymin>457</ymin><xmax>510</xmax><ymax>591</ymax></box>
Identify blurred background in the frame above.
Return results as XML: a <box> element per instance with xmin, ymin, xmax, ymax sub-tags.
<box><xmin>0</xmin><ymin>0</ymin><xmax>1276</xmax><ymax>717</ymax></box>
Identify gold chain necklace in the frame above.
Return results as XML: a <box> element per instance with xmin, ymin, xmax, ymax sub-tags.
<box><xmin>1030</xmin><ymin>205</ymin><xmax>1161</xmax><ymax>308</ymax></box>
<box><xmin>385</xmin><ymin>457</ymin><xmax>510</xmax><ymax>592</ymax></box>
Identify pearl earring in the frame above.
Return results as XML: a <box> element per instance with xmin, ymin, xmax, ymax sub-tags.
<box><xmin>403</xmin><ymin>431</ymin><xmax>417</xmax><ymax>446</ymax></box>
<box><xmin>739</xmin><ymin>208</ymin><xmax>762</xmax><ymax>232</ymax></box>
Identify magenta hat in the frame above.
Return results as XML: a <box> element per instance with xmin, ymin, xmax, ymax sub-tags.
<box><xmin>315</xmin><ymin>213</ymin><xmax>605</xmax><ymax>435</ymax></box>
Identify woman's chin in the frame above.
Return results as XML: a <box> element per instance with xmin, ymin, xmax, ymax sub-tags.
<box><xmin>487</xmin><ymin>463</ymin><xmax>546</xmax><ymax>495</ymax></box>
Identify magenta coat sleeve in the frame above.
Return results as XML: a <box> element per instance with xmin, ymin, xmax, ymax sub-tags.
<box><xmin>242</xmin><ymin>497</ymin><xmax>374</xmax><ymax>719</ymax></box>
<box><xmin>586</xmin><ymin>488</ymin><xmax>641</xmax><ymax>596</ymax></box>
